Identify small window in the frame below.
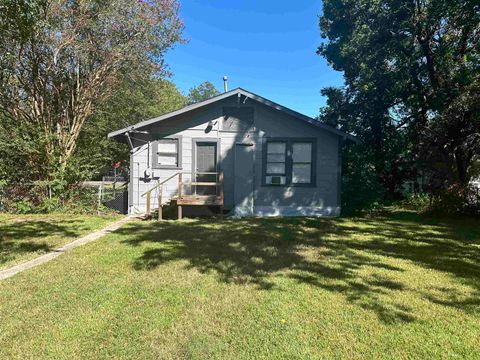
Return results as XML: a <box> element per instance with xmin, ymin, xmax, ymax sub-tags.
<box><xmin>292</xmin><ymin>142</ymin><xmax>313</xmax><ymax>184</ymax></box>
<box><xmin>153</xmin><ymin>138</ymin><xmax>182</xmax><ymax>168</ymax></box>
<box><xmin>265</xmin><ymin>141</ymin><xmax>287</xmax><ymax>185</ymax></box>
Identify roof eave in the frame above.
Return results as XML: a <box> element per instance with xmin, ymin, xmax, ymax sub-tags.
<box><xmin>107</xmin><ymin>87</ymin><xmax>359</xmax><ymax>143</ymax></box>
<box><xmin>107</xmin><ymin>88</ymin><xmax>243</xmax><ymax>139</ymax></box>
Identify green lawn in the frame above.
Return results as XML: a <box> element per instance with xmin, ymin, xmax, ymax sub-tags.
<box><xmin>0</xmin><ymin>209</ymin><xmax>479</xmax><ymax>359</ymax></box>
<box><xmin>0</xmin><ymin>213</ymin><xmax>120</xmax><ymax>270</ymax></box>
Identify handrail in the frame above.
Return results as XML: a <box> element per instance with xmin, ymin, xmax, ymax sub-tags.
<box><xmin>141</xmin><ymin>171</ymin><xmax>181</xmax><ymax>197</ymax></box>
<box><xmin>143</xmin><ymin>170</ymin><xmax>224</xmax><ymax>219</ymax></box>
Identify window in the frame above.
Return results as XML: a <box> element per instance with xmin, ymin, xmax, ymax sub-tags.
<box><xmin>292</xmin><ymin>142</ymin><xmax>313</xmax><ymax>184</ymax></box>
<box><xmin>265</xmin><ymin>141</ymin><xmax>287</xmax><ymax>185</ymax></box>
<box><xmin>152</xmin><ymin>137</ymin><xmax>182</xmax><ymax>169</ymax></box>
<box><xmin>263</xmin><ymin>138</ymin><xmax>315</xmax><ymax>186</ymax></box>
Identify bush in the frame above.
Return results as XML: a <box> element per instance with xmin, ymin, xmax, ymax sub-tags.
<box><xmin>11</xmin><ymin>199</ymin><xmax>35</xmax><ymax>214</ymax></box>
<box><xmin>0</xmin><ymin>183</ymin><xmax>118</xmax><ymax>215</ymax></box>
<box><xmin>63</xmin><ymin>186</ymin><xmax>101</xmax><ymax>214</ymax></box>
<box><xmin>429</xmin><ymin>184</ymin><xmax>480</xmax><ymax>215</ymax></box>
<box><xmin>37</xmin><ymin>197</ymin><xmax>63</xmax><ymax>213</ymax></box>
<box><xmin>401</xmin><ymin>193</ymin><xmax>431</xmax><ymax>212</ymax></box>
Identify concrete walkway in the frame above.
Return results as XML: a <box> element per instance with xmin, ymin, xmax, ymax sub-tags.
<box><xmin>0</xmin><ymin>215</ymin><xmax>138</xmax><ymax>281</ymax></box>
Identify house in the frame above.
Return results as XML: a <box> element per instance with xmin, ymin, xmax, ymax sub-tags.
<box><xmin>108</xmin><ymin>87</ymin><xmax>356</xmax><ymax>217</ymax></box>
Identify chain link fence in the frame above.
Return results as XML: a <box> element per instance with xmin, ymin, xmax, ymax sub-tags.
<box><xmin>0</xmin><ymin>178</ymin><xmax>129</xmax><ymax>214</ymax></box>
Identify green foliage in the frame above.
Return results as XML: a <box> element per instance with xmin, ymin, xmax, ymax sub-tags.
<box><xmin>0</xmin><ymin>183</ymin><xmax>118</xmax><ymax>215</ymax></box>
<box><xmin>429</xmin><ymin>184</ymin><xmax>480</xmax><ymax>215</ymax></box>
<box><xmin>0</xmin><ymin>1</ymin><xmax>188</xmax><ymax>213</ymax></box>
<box><xmin>401</xmin><ymin>193</ymin><xmax>431</xmax><ymax>212</ymax></box>
<box><xmin>186</xmin><ymin>81</ymin><xmax>220</xmax><ymax>105</ymax></box>
<box><xmin>341</xmin><ymin>144</ymin><xmax>385</xmax><ymax>214</ymax></box>
<box><xmin>36</xmin><ymin>197</ymin><xmax>62</xmax><ymax>214</ymax></box>
<box><xmin>75</xmin><ymin>77</ymin><xmax>186</xmax><ymax>181</ymax></box>
<box><xmin>319</xmin><ymin>0</ymin><xmax>480</xmax><ymax>212</ymax></box>
<box><xmin>0</xmin><ymin>0</ymin><xmax>185</xmax><ymax>188</ymax></box>
<box><xmin>10</xmin><ymin>199</ymin><xmax>35</xmax><ymax>214</ymax></box>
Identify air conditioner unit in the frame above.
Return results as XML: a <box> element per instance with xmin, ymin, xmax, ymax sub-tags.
<box><xmin>266</xmin><ymin>175</ymin><xmax>286</xmax><ymax>185</ymax></box>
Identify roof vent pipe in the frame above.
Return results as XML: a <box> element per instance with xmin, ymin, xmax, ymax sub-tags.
<box><xmin>223</xmin><ymin>75</ymin><xmax>228</xmax><ymax>92</ymax></box>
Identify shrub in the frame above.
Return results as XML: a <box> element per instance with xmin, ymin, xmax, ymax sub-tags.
<box><xmin>426</xmin><ymin>184</ymin><xmax>480</xmax><ymax>215</ymax></box>
<box><xmin>11</xmin><ymin>199</ymin><xmax>35</xmax><ymax>214</ymax></box>
<box><xmin>0</xmin><ymin>183</ymin><xmax>120</xmax><ymax>215</ymax></box>
<box><xmin>37</xmin><ymin>197</ymin><xmax>63</xmax><ymax>213</ymax></box>
<box><xmin>401</xmin><ymin>193</ymin><xmax>431</xmax><ymax>212</ymax></box>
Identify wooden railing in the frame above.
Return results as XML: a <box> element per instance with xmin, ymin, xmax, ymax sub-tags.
<box><xmin>143</xmin><ymin>171</ymin><xmax>224</xmax><ymax>220</ymax></box>
<box><xmin>142</xmin><ymin>172</ymin><xmax>180</xmax><ymax>220</ymax></box>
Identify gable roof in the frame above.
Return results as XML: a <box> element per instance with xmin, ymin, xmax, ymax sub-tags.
<box><xmin>107</xmin><ymin>87</ymin><xmax>358</xmax><ymax>142</ymax></box>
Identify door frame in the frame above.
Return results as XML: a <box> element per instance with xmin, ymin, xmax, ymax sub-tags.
<box><xmin>191</xmin><ymin>138</ymin><xmax>221</xmax><ymax>192</ymax></box>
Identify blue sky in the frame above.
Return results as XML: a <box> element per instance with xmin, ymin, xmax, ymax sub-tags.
<box><xmin>164</xmin><ymin>0</ymin><xmax>344</xmax><ymax>117</ymax></box>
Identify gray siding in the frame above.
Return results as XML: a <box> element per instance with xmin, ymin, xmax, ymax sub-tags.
<box><xmin>127</xmin><ymin>97</ymin><xmax>340</xmax><ymax>216</ymax></box>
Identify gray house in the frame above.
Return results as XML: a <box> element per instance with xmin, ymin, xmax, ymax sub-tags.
<box><xmin>108</xmin><ymin>88</ymin><xmax>355</xmax><ymax>217</ymax></box>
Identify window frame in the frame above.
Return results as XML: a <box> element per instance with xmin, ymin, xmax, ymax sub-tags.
<box><xmin>265</xmin><ymin>140</ymin><xmax>287</xmax><ymax>179</ymax></box>
<box><xmin>262</xmin><ymin>137</ymin><xmax>316</xmax><ymax>187</ymax></box>
<box><xmin>152</xmin><ymin>136</ymin><xmax>182</xmax><ymax>169</ymax></box>
<box><xmin>291</xmin><ymin>140</ymin><xmax>314</xmax><ymax>185</ymax></box>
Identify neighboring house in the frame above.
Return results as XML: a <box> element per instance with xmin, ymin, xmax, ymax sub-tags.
<box><xmin>108</xmin><ymin>88</ymin><xmax>356</xmax><ymax>217</ymax></box>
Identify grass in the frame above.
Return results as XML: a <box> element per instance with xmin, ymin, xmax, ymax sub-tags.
<box><xmin>0</xmin><ymin>213</ymin><xmax>120</xmax><ymax>270</ymax></box>
<box><xmin>0</xmin><ymin>208</ymin><xmax>479</xmax><ymax>359</ymax></box>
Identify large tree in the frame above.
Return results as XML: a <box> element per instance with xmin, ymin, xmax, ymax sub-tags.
<box><xmin>318</xmin><ymin>0</ymin><xmax>480</xmax><ymax>195</ymax></box>
<box><xmin>0</xmin><ymin>0</ymin><xmax>184</xmax><ymax>184</ymax></box>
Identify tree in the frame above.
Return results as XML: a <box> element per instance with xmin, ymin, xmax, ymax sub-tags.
<box><xmin>186</xmin><ymin>81</ymin><xmax>220</xmax><ymax>105</ymax></box>
<box><xmin>318</xmin><ymin>0</ymin><xmax>480</xmax><ymax>198</ymax></box>
<box><xmin>75</xmin><ymin>77</ymin><xmax>186</xmax><ymax>181</ymax></box>
<box><xmin>0</xmin><ymin>0</ymin><xmax>184</xmax><ymax>185</ymax></box>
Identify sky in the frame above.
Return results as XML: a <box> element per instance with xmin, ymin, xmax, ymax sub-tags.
<box><xmin>164</xmin><ymin>0</ymin><xmax>344</xmax><ymax>117</ymax></box>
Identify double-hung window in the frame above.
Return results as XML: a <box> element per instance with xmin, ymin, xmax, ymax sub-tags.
<box><xmin>153</xmin><ymin>137</ymin><xmax>182</xmax><ymax>169</ymax></box>
<box><xmin>264</xmin><ymin>138</ymin><xmax>315</xmax><ymax>186</ymax></box>
<box><xmin>291</xmin><ymin>142</ymin><xmax>313</xmax><ymax>184</ymax></box>
<box><xmin>265</xmin><ymin>141</ymin><xmax>287</xmax><ymax>185</ymax></box>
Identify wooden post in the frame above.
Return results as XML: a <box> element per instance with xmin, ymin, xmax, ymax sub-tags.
<box><xmin>178</xmin><ymin>173</ymin><xmax>182</xmax><ymax>220</ymax></box>
<box><xmin>146</xmin><ymin>191</ymin><xmax>151</xmax><ymax>216</ymax></box>
<box><xmin>219</xmin><ymin>171</ymin><xmax>224</xmax><ymax>218</ymax></box>
<box><xmin>158</xmin><ymin>185</ymin><xmax>163</xmax><ymax>221</ymax></box>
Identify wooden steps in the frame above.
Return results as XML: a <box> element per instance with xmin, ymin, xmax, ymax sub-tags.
<box><xmin>175</xmin><ymin>195</ymin><xmax>223</xmax><ymax>206</ymax></box>
<box><xmin>144</xmin><ymin>171</ymin><xmax>224</xmax><ymax>220</ymax></box>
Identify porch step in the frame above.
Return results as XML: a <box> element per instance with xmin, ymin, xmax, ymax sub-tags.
<box><xmin>175</xmin><ymin>195</ymin><xmax>224</xmax><ymax>206</ymax></box>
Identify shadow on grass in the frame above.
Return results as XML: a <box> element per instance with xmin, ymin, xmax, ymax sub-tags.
<box><xmin>117</xmin><ymin>209</ymin><xmax>480</xmax><ymax>324</ymax></box>
<box><xmin>0</xmin><ymin>219</ymin><xmax>89</xmax><ymax>266</ymax></box>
